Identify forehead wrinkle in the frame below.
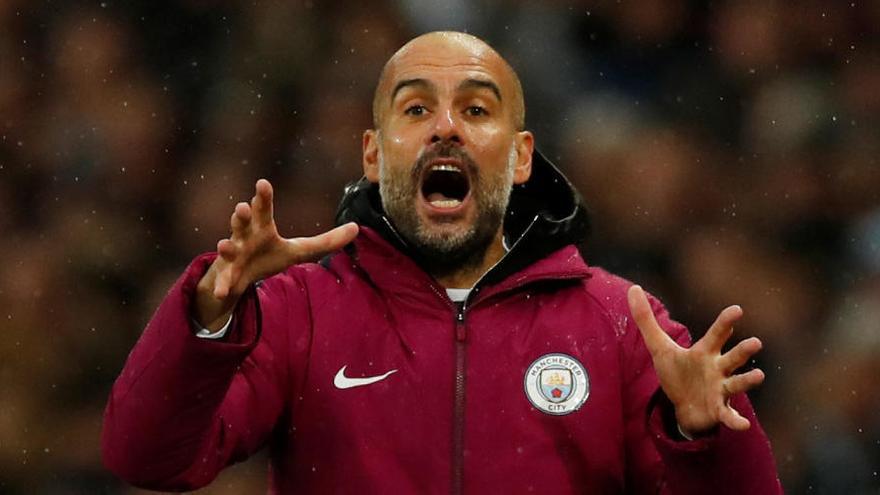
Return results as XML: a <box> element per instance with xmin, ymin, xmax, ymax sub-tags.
<box><xmin>386</xmin><ymin>64</ymin><xmax>501</xmax><ymax>105</ymax></box>
<box><xmin>373</xmin><ymin>32</ymin><xmax>525</xmax><ymax>129</ymax></box>
<box><xmin>388</xmin><ymin>75</ymin><xmax>503</xmax><ymax>110</ymax></box>
<box><xmin>391</xmin><ymin>60</ymin><xmax>500</xmax><ymax>79</ymax></box>
<box><xmin>388</xmin><ymin>62</ymin><xmax>503</xmax><ymax>96</ymax></box>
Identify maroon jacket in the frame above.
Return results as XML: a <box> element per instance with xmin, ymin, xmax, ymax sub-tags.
<box><xmin>103</xmin><ymin>153</ymin><xmax>782</xmax><ymax>493</ymax></box>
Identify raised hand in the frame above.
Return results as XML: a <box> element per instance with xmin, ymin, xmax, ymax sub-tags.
<box><xmin>627</xmin><ymin>285</ymin><xmax>765</xmax><ymax>436</ymax></box>
<box><xmin>194</xmin><ymin>179</ymin><xmax>359</xmax><ymax>329</ymax></box>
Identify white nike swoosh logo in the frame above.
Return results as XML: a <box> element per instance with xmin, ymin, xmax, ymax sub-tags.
<box><xmin>333</xmin><ymin>365</ymin><xmax>397</xmax><ymax>389</ymax></box>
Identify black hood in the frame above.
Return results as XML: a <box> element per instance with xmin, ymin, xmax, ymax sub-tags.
<box><xmin>335</xmin><ymin>149</ymin><xmax>590</xmax><ymax>287</ymax></box>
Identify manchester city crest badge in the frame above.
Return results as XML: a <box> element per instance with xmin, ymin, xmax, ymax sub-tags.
<box><xmin>524</xmin><ymin>353</ymin><xmax>590</xmax><ymax>415</ymax></box>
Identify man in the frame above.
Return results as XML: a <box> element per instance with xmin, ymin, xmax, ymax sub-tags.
<box><xmin>103</xmin><ymin>32</ymin><xmax>781</xmax><ymax>493</ymax></box>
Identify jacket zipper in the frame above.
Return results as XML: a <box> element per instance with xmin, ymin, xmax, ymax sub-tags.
<box><xmin>379</xmin><ymin>214</ymin><xmax>541</xmax><ymax>494</ymax></box>
<box><xmin>446</xmin><ymin>217</ymin><xmax>540</xmax><ymax>495</ymax></box>
<box><xmin>452</xmin><ymin>301</ymin><xmax>466</xmax><ymax>495</ymax></box>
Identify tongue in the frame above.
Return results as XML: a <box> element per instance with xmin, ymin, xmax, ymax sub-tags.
<box><xmin>427</xmin><ymin>192</ymin><xmax>453</xmax><ymax>202</ymax></box>
<box><xmin>426</xmin><ymin>192</ymin><xmax>462</xmax><ymax>209</ymax></box>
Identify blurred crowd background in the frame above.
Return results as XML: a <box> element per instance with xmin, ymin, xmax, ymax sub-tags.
<box><xmin>1</xmin><ymin>0</ymin><xmax>878</xmax><ymax>493</ymax></box>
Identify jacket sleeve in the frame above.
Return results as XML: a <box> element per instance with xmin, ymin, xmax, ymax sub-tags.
<box><xmin>619</xmin><ymin>290</ymin><xmax>783</xmax><ymax>494</ymax></box>
<box><xmin>101</xmin><ymin>253</ymin><xmax>309</xmax><ymax>491</ymax></box>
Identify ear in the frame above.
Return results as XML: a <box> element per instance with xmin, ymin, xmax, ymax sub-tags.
<box><xmin>512</xmin><ymin>130</ymin><xmax>534</xmax><ymax>185</ymax></box>
<box><xmin>363</xmin><ymin>129</ymin><xmax>380</xmax><ymax>183</ymax></box>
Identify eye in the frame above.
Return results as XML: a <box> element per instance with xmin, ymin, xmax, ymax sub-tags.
<box><xmin>405</xmin><ymin>105</ymin><xmax>427</xmax><ymax>116</ymax></box>
<box><xmin>466</xmin><ymin>106</ymin><xmax>488</xmax><ymax>117</ymax></box>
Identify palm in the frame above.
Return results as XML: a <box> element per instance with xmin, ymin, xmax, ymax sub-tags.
<box><xmin>627</xmin><ymin>285</ymin><xmax>765</xmax><ymax>435</ymax></box>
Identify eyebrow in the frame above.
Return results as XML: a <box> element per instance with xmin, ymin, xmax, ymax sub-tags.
<box><xmin>389</xmin><ymin>77</ymin><xmax>503</xmax><ymax>103</ymax></box>
<box><xmin>391</xmin><ymin>78</ymin><xmax>434</xmax><ymax>102</ymax></box>
<box><xmin>458</xmin><ymin>78</ymin><xmax>502</xmax><ymax>102</ymax></box>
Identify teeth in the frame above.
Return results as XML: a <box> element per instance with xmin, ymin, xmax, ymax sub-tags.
<box><xmin>430</xmin><ymin>164</ymin><xmax>462</xmax><ymax>173</ymax></box>
<box><xmin>430</xmin><ymin>199</ymin><xmax>462</xmax><ymax>208</ymax></box>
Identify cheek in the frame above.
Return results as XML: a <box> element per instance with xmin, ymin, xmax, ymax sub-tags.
<box><xmin>468</xmin><ymin>130</ymin><xmax>516</xmax><ymax>174</ymax></box>
<box><xmin>465</xmin><ymin>124</ymin><xmax>506</xmax><ymax>149</ymax></box>
<box><xmin>381</xmin><ymin>131</ymin><xmax>422</xmax><ymax>163</ymax></box>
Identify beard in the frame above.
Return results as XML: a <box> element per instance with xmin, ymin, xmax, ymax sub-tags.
<box><xmin>378</xmin><ymin>141</ymin><xmax>517</xmax><ymax>279</ymax></box>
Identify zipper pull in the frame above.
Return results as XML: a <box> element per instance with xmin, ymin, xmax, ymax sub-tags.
<box><xmin>455</xmin><ymin>302</ymin><xmax>466</xmax><ymax>342</ymax></box>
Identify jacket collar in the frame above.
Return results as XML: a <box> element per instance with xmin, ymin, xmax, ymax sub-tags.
<box><xmin>349</xmin><ymin>226</ymin><xmax>590</xmax><ymax>307</ymax></box>
<box><xmin>335</xmin><ymin>149</ymin><xmax>592</xmax><ymax>294</ymax></box>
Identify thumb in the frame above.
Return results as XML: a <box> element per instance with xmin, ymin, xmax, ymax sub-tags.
<box><xmin>285</xmin><ymin>222</ymin><xmax>359</xmax><ymax>264</ymax></box>
<box><xmin>627</xmin><ymin>285</ymin><xmax>676</xmax><ymax>358</ymax></box>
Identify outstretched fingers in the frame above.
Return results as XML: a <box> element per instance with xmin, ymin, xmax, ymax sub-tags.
<box><xmin>718</xmin><ymin>403</ymin><xmax>751</xmax><ymax>431</ymax></box>
<box><xmin>724</xmin><ymin>368</ymin><xmax>765</xmax><ymax>396</ymax></box>
<box><xmin>714</xmin><ymin>368</ymin><xmax>764</xmax><ymax>431</ymax></box>
<box><xmin>718</xmin><ymin>337</ymin><xmax>763</xmax><ymax>374</ymax></box>
<box><xmin>216</xmin><ymin>238</ymin><xmax>236</xmax><ymax>260</ymax></box>
<box><xmin>286</xmin><ymin>222</ymin><xmax>359</xmax><ymax>265</ymax></box>
<box><xmin>627</xmin><ymin>285</ymin><xmax>678</xmax><ymax>358</ymax></box>
<box><xmin>212</xmin><ymin>184</ymin><xmax>355</xmax><ymax>300</ymax></box>
<box><xmin>252</xmin><ymin>178</ymin><xmax>274</xmax><ymax>226</ymax></box>
<box><xmin>231</xmin><ymin>202</ymin><xmax>252</xmax><ymax>238</ymax></box>
<box><xmin>699</xmin><ymin>305</ymin><xmax>743</xmax><ymax>353</ymax></box>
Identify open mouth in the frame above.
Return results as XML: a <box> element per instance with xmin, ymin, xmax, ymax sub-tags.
<box><xmin>420</xmin><ymin>162</ymin><xmax>471</xmax><ymax>209</ymax></box>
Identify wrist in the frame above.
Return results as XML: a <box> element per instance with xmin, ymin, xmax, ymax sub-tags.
<box><xmin>673</xmin><ymin>412</ymin><xmax>719</xmax><ymax>440</ymax></box>
<box><xmin>657</xmin><ymin>394</ymin><xmax>718</xmax><ymax>441</ymax></box>
<box><xmin>194</xmin><ymin>268</ymin><xmax>238</xmax><ymax>330</ymax></box>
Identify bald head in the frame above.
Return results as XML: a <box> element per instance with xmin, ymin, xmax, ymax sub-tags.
<box><xmin>371</xmin><ymin>31</ymin><xmax>525</xmax><ymax>131</ymax></box>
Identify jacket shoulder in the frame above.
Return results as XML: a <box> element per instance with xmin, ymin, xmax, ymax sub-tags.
<box><xmin>262</xmin><ymin>249</ymin><xmax>359</xmax><ymax>298</ymax></box>
<box><xmin>581</xmin><ymin>266</ymin><xmax>638</xmax><ymax>317</ymax></box>
<box><xmin>579</xmin><ymin>266</ymin><xmax>690</xmax><ymax>346</ymax></box>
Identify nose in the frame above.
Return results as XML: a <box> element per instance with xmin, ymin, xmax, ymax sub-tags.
<box><xmin>429</xmin><ymin>107</ymin><xmax>462</xmax><ymax>145</ymax></box>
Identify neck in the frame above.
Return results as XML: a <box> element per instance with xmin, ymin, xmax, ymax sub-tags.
<box><xmin>434</xmin><ymin>229</ymin><xmax>506</xmax><ymax>289</ymax></box>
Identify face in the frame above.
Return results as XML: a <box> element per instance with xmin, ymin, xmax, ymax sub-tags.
<box><xmin>363</xmin><ymin>34</ymin><xmax>534</xmax><ymax>269</ymax></box>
